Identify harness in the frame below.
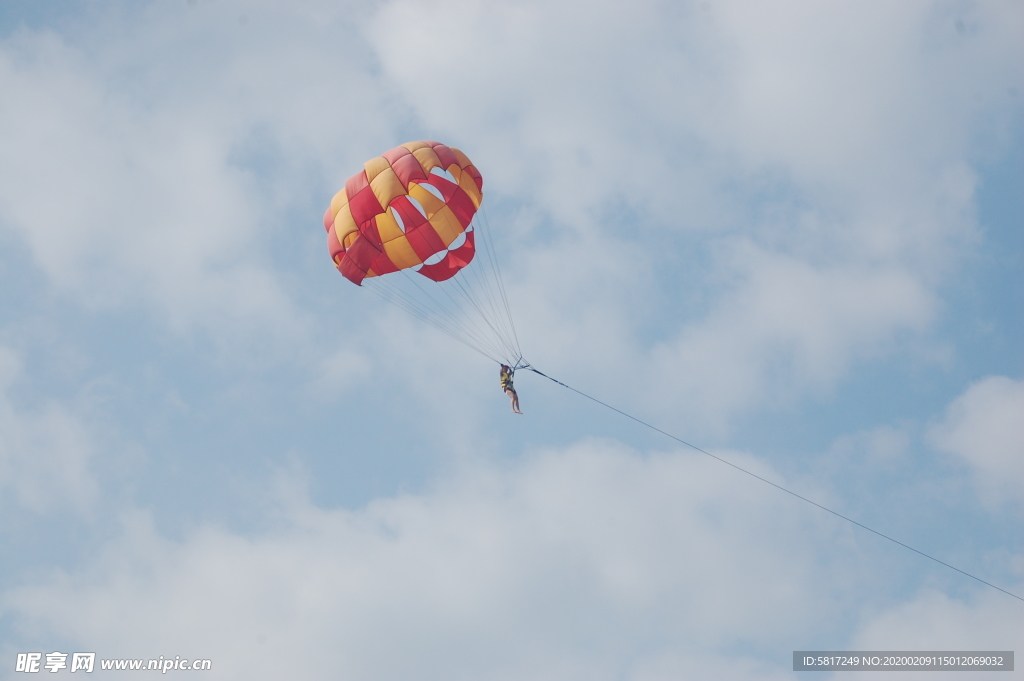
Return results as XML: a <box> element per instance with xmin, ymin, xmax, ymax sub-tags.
<box><xmin>500</xmin><ymin>358</ymin><xmax>530</xmax><ymax>392</ymax></box>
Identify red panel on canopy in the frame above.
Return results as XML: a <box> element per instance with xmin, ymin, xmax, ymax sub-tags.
<box><xmin>446</xmin><ymin>188</ymin><xmax>477</xmax><ymax>227</ymax></box>
<box><xmin>339</xmin><ymin>221</ymin><xmax>384</xmax><ymax>285</ymax></box>
<box><xmin>327</xmin><ymin>224</ymin><xmax>344</xmax><ymax>265</ymax></box>
<box><xmin>347</xmin><ymin>184</ymin><xmax>383</xmax><ymax>228</ymax></box>
<box><xmin>392</xmin><ymin>153</ymin><xmax>427</xmax><ymax>189</ymax></box>
<box><xmin>417</xmin><ymin>230</ymin><xmax>476</xmax><ymax>282</ymax></box>
<box><xmin>381</xmin><ymin>146</ymin><xmax>410</xmax><ymax>164</ymax></box>
<box><xmin>405</xmin><ymin>221</ymin><xmax>447</xmax><ymax>262</ymax></box>
<box><xmin>432</xmin><ymin>143</ymin><xmax>459</xmax><ymax>170</ymax></box>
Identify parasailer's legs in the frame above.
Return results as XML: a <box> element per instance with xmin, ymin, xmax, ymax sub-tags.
<box><xmin>505</xmin><ymin>387</ymin><xmax>523</xmax><ymax>414</ymax></box>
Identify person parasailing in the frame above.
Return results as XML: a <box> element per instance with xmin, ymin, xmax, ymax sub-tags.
<box><xmin>500</xmin><ymin>364</ymin><xmax>523</xmax><ymax>414</ymax></box>
<box><xmin>324</xmin><ymin>141</ymin><xmax>527</xmax><ymax>399</ymax></box>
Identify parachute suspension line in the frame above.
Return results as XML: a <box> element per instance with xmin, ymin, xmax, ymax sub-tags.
<box><xmin>397</xmin><ymin>268</ymin><xmax>509</xmax><ymax>361</ymax></box>
<box><xmin>488</xmin><ymin>221</ymin><xmax>521</xmax><ymax>358</ymax></box>
<box><xmin>448</xmin><ymin>273</ymin><xmax>519</xmax><ymax>363</ymax></box>
<box><xmin>364</xmin><ymin>292</ymin><xmax>499</xmax><ymax>366</ymax></box>
<box><xmin>457</xmin><ymin>261</ymin><xmax>515</xmax><ymax>364</ymax></box>
<box><xmin>446</xmin><ymin>274</ymin><xmax>509</xmax><ymax>358</ymax></box>
<box><xmin>364</xmin><ymin>272</ymin><xmax>507</xmax><ymax>366</ymax></box>
<box><xmin>367</xmin><ymin>270</ymin><xmax>508</xmax><ymax>366</ymax></box>
<box><xmin>360</xmin><ymin>279</ymin><xmax>501</xmax><ymax>365</ymax></box>
<box><xmin>355</xmin><ymin>208</ymin><xmax>524</xmax><ymax>369</ymax></box>
<box><xmin>370</xmin><ymin>274</ymin><xmax>460</xmax><ymax>339</ymax></box>
<box><xmin>464</xmin><ymin>225</ymin><xmax>506</xmax><ymax>336</ymax></box>
<box><xmin>449</xmin><ymin>227</ymin><xmax>508</xmax><ymax>358</ymax></box>
<box><xmin>368</xmin><ymin>272</ymin><xmax>491</xmax><ymax>354</ymax></box>
<box><xmin>439</xmin><ymin>221</ymin><xmax>519</xmax><ymax>369</ymax></box>
<box><xmin>523</xmin><ymin>365</ymin><xmax>1024</xmax><ymax>605</ymax></box>
<box><xmin>484</xmin><ymin>211</ymin><xmax>521</xmax><ymax>355</ymax></box>
<box><xmin>387</xmin><ymin>249</ymin><xmax>507</xmax><ymax>357</ymax></box>
<box><xmin>361</xmin><ymin>234</ymin><xmax>521</xmax><ymax>367</ymax></box>
<box><xmin>478</xmin><ymin>209</ymin><xmax>522</xmax><ymax>359</ymax></box>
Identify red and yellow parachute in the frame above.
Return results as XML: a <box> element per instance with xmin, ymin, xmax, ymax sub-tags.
<box><xmin>323</xmin><ymin>141</ymin><xmax>522</xmax><ymax>367</ymax></box>
<box><xmin>323</xmin><ymin>141</ymin><xmax>484</xmax><ymax>286</ymax></box>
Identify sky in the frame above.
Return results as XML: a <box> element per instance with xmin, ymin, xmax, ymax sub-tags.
<box><xmin>0</xmin><ymin>0</ymin><xmax>1022</xmax><ymax>679</ymax></box>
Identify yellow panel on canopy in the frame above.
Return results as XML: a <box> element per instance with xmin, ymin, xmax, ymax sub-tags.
<box><xmin>369</xmin><ymin>167</ymin><xmax>405</xmax><ymax>212</ymax></box>
<box><xmin>429</xmin><ymin>204</ymin><xmax>464</xmax><ymax>247</ymax></box>
<box><xmin>383</xmin><ymin>235</ymin><xmax>422</xmax><ymax>270</ymax></box>
<box><xmin>363</xmin><ymin>155</ymin><xmax>391</xmax><ymax>184</ymax></box>
<box><xmin>375</xmin><ymin>210</ymin><xmax>404</xmax><ymax>244</ymax></box>
<box><xmin>408</xmin><ymin>183</ymin><xmax>445</xmax><ymax>218</ymax></box>
<box><xmin>333</xmin><ymin>205</ymin><xmax>358</xmax><ymax>244</ymax></box>
<box><xmin>412</xmin><ymin>147</ymin><xmax>442</xmax><ymax>173</ymax></box>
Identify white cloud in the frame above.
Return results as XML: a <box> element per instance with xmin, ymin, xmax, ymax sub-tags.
<box><xmin>640</xmin><ymin>244</ymin><xmax>937</xmax><ymax>428</ymax></box>
<box><xmin>929</xmin><ymin>376</ymin><xmax>1024</xmax><ymax>507</ymax></box>
<box><xmin>7</xmin><ymin>438</ymin><xmax>1022</xmax><ymax>679</ymax></box>
<box><xmin>0</xmin><ymin>2</ymin><xmax>397</xmax><ymax>358</ymax></box>
<box><xmin>369</xmin><ymin>0</ymin><xmax>1020</xmax><ymax>238</ymax></box>
<box><xmin>3</xmin><ymin>440</ymin><xmax>887</xmax><ymax>680</ymax></box>
<box><xmin>306</xmin><ymin>346</ymin><xmax>373</xmax><ymax>399</ymax></box>
<box><xmin>0</xmin><ymin>43</ymin><xmax>293</xmax><ymax>368</ymax></box>
<box><xmin>0</xmin><ymin>347</ymin><xmax>97</xmax><ymax>513</ymax></box>
<box><xmin>844</xmin><ymin>588</ymin><xmax>1024</xmax><ymax>681</ymax></box>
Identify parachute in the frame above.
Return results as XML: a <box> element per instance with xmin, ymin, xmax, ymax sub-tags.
<box><xmin>324</xmin><ymin>141</ymin><xmax>524</xmax><ymax>367</ymax></box>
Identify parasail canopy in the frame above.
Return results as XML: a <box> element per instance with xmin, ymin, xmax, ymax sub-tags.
<box><xmin>323</xmin><ymin>141</ymin><xmax>484</xmax><ymax>286</ymax></box>
<box><xmin>323</xmin><ymin>141</ymin><xmax>523</xmax><ymax>368</ymax></box>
